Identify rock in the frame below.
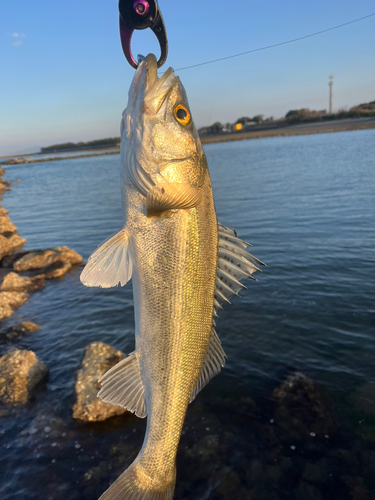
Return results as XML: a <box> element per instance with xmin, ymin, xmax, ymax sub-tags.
<box><xmin>42</xmin><ymin>259</ymin><xmax>73</xmax><ymax>279</ymax></box>
<box><xmin>272</xmin><ymin>372</ymin><xmax>336</xmax><ymax>441</ymax></box>
<box><xmin>0</xmin><ymin>207</ymin><xmax>9</xmax><ymax>216</ymax></box>
<box><xmin>302</xmin><ymin>462</ymin><xmax>325</xmax><ymax>483</ymax></box>
<box><xmin>1</xmin><ymin>251</ymin><xmax>27</xmax><ymax>268</ymax></box>
<box><xmin>0</xmin><ymin>348</ymin><xmax>48</xmax><ymax>404</ymax></box>
<box><xmin>210</xmin><ymin>466</ymin><xmax>247</xmax><ymax>499</ymax></box>
<box><xmin>0</xmin><ymin>214</ymin><xmax>17</xmax><ymax>234</ymax></box>
<box><xmin>1</xmin><ymin>321</ymin><xmax>41</xmax><ymax>342</ymax></box>
<box><xmin>0</xmin><ymin>167</ymin><xmax>5</xmax><ymax>176</ymax></box>
<box><xmin>0</xmin><ymin>290</ymin><xmax>29</xmax><ymax>320</ymax></box>
<box><xmin>185</xmin><ymin>434</ymin><xmax>220</xmax><ymax>461</ymax></box>
<box><xmin>0</xmin><ymin>233</ymin><xmax>26</xmax><ymax>261</ymax></box>
<box><xmin>72</xmin><ymin>342</ymin><xmax>127</xmax><ymax>422</ymax></box>
<box><xmin>351</xmin><ymin>382</ymin><xmax>375</xmax><ymax>417</ymax></box>
<box><xmin>0</xmin><ymin>271</ymin><xmax>45</xmax><ymax>292</ymax></box>
<box><xmin>12</xmin><ymin>246</ymin><xmax>83</xmax><ymax>276</ymax></box>
<box><xmin>19</xmin><ymin>320</ymin><xmax>41</xmax><ymax>332</ymax></box>
<box><xmin>295</xmin><ymin>481</ymin><xmax>324</xmax><ymax>500</ymax></box>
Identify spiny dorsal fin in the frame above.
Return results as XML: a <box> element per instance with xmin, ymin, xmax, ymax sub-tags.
<box><xmin>190</xmin><ymin>328</ymin><xmax>226</xmax><ymax>403</ymax></box>
<box><xmin>80</xmin><ymin>228</ymin><xmax>132</xmax><ymax>288</ymax></box>
<box><xmin>213</xmin><ymin>222</ymin><xmax>265</xmax><ymax>313</ymax></box>
<box><xmin>146</xmin><ymin>183</ymin><xmax>201</xmax><ymax>215</ymax></box>
<box><xmin>97</xmin><ymin>352</ymin><xmax>146</xmax><ymax>418</ymax></box>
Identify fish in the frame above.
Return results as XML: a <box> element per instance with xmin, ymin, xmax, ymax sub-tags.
<box><xmin>80</xmin><ymin>53</ymin><xmax>264</xmax><ymax>500</ymax></box>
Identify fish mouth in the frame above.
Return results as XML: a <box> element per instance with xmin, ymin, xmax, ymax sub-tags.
<box><xmin>135</xmin><ymin>54</ymin><xmax>177</xmax><ymax>114</ymax></box>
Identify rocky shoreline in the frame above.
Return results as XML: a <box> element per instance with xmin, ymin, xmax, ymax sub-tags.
<box><xmin>0</xmin><ymin>168</ymin><xmax>86</xmax><ymax>407</ymax></box>
<box><xmin>0</xmin><ymin>168</ymin><xmax>132</xmax><ymax>421</ymax></box>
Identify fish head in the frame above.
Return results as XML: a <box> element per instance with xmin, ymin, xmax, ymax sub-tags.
<box><xmin>121</xmin><ymin>53</ymin><xmax>207</xmax><ymax>196</ymax></box>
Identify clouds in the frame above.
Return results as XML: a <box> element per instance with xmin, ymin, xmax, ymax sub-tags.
<box><xmin>12</xmin><ymin>32</ymin><xmax>26</xmax><ymax>47</ymax></box>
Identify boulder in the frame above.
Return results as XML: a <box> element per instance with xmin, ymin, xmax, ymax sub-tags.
<box><xmin>1</xmin><ymin>321</ymin><xmax>41</xmax><ymax>342</ymax></box>
<box><xmin>0</xmin><ymin>291</ymin><xmax>29</xmax><ymax>320</ymax></box>
<box><xmin>72</xmin><ymin>342</ymin><xmax>127</xmax><ymax>422</ymax></box>
<box><xmin>350</xmin><ymin>382</ymin><xmax>375</xmax><ymax>417</ymax></box>
<box><xmin>1</xmin><ymin>251</ymin><xmax>28</xmax><ymax>268</ymax></box>
<box><xmin>42</xmin><ymin>260</ymin><xmax>74</xmax><ymax>279</ymax></box>
<box><xmin>0</xmin><ymin>272</ymin><xmax>45</xmax><ymax>292</ymax></box>
<box><xmin>0</xmin><ymin>233</ymin><xmax>26</xmax><ymax>261</ymax></box>
<box><xmin>273</xmin><ymin>371</ymin><xmax>336</xmax><ymax>440</ymax></box>
<box><xmin>13</xmin><ymin>246</ymin><xmax>83</xmax><ymax>276</ymax></box>
<box><xmin>0</xmin><ymin>348</ymin><xmax>48</xmax><ymax>404</ymax></box>
<box><xmin>0</xmin><ymin>214</ymin><xmax>17</xmax><ymax>234</ymax></box>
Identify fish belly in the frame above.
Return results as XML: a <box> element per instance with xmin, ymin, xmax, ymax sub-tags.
<box><xmin>130</xmin><ymin>177</ymin><xmax>218</xmax><ymax>485</ymax></box>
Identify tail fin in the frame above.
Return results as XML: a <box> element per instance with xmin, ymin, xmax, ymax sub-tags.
<box><xmin>98</xmin><ymin>462</ymin><xmax>176</xmax><ymax>500</ymax></box>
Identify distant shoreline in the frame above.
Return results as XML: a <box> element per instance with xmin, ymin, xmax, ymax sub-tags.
<box><xmin>2</xmin><ymin>117</ymin><xmax>374</xmax><ymax>165</ymax></box>
<box><xmin>200</xmin><ymin>116</ymin><xmax>375</xmax><ymax>145</ymax></box>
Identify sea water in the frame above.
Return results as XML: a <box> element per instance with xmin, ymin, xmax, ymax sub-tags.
<box><xmin>0</xmin><ymin>129</ymin><xmax>374</xmax><ymax>499</ymax></box>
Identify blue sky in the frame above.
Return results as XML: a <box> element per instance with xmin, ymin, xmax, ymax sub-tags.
<box><xmin>1</xmin><ymin>0</ymin><xmax>374</xmax><ymax>155</ymax></box>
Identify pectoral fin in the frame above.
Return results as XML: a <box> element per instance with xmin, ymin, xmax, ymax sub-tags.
<box><xmin>80</xmin><ymin>228</ymin><xmax>132</xmax><ymax>288</ymax></box>
<box><xmin>98</xmin><ymin>352</ymin><xmax>146</xmax><ymax>418</ymax></box>
<box><xmin>146</xmin><ymin>183</ymin><xmax>201</xmax><ymax>215</ymax></box>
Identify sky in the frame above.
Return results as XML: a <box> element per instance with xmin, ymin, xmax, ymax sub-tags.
<box><xmin>1</xmin><ymin>0</ymin><xmax>375</xmax><ymax>156</ymax></box>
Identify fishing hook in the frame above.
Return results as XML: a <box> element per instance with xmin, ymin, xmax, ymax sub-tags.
<box><xmin>118</xmin><ymin>0</ymin><xmax>168</xmax><ymax>69</ymax></box>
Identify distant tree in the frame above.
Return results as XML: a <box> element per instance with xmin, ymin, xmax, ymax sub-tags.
<box><xmin>285</xmin><ymin>109</ymin><xmax>326</xmax><ymax>123</ymax></box>
<box><xmin>40</xmin><ymin>137</ymin><xmax>120</xmax><ymax>154</ymax></box>
<box><xmin>252</xmin><ymin>114</ymin><xmax>264</xmax><ymax>123</ymax></box>
<box><xmin>235</xmin><ymin>117</ymin><xmax>251</xmax><ymax>125</ymax></box>
<box><xmin>209</xmin><ymin>122</ymin><xmax>224</xmax><ymax>134</ymax></box>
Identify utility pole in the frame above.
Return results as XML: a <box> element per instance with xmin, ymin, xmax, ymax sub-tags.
<box><xmin>329</xmin><ymin>76</ymin><xmax>334</xmax><ymax>114</ymax></box>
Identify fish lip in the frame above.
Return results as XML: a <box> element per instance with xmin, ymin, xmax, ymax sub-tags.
<box><xmin>137</xmin><ymin>54</ymin><xmax>158</xmax><ymax>96</ymax></box>
<box><xmin>136</xmin><ymin>54</ymin><xmax>177</xmax><ymax>114</ymax></box>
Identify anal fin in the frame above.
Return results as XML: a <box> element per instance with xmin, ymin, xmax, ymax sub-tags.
<box><xmin>80</xmin><ymin>228</ymin><xmax>132</xmax><ymax>288</ymax></box>
<box><xmin>98</xmin><ymin>352</ymin><xmax>146</xmax><ymax>418</ymax></box>
<box><xmin>190</xmin><ymin>328</ymin><xmax>226</xmax><ymax>403</ymax></box>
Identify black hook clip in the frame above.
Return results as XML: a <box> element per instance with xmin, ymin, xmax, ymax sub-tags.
<box><xmin>119</xmin><ymin>0</ymin><xmax>168</xmax><ymax>69</ymax></box>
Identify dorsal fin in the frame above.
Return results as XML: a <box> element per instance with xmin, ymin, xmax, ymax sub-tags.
<box><xmin>214</xmin><ymin>222</ymin><xmax>265</xmax><ymax>314</ymax></box>
<box><xmin>191</xmin><ymin>222</ymin><xmax>265</xmax><ymax>402</ymax></box>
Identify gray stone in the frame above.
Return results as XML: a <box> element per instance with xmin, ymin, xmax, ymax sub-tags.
<box><xmin>1</xmin><ymin>321</ymin><xmax>41</xmax><ymax>342</ymax></box>
<box><xmin>246</xmin><ymin>459</ymin><xmax>264</xmax><ymax>482</ymax></box>
<box><xmin>0</xmin><ymin>290</ymin><xmax>29</xmax><ymax>320</ymax></box>
<box><xmin>210</xmin><ymin>466</ymin><xmax>243</xmax><ymax>499</ymax></box>
<box><xmin>0</xmin><ymin>233</ymin><xmax>26</xmax><ymax>261</ymax></box>
<box><xmin>72</xmin><ymin>342</ymin><xmax>127</xmax><ymax>422</ymax></box>
<box><xmin>273</xmin><ymin>371</ymin><xmax>335</xmax><ymax>440</ymax></box>
<box><xmin>302</xmin><ymin>463</ymin><xmax>324</xmax><ymax>483</ymax></box>
<box><xmin>0</xmin><ymin>214</ymin><xmax>17</xmax><ymax>234</ymax></box>
<box><xmin>0</xmin><ymin>271</ymin><xmax>45</xmax><ymax>292</ymax></box>
<box><xmin>295</xmin><ymin>482</ymin><xmax>324</xmax><ymax>500</ymax></box>
<box><xmin>13</xmin><ymin>246</ymin><xmax>82</xmax><ymax>273</ymax></box>
<box><xmin>0</xmin><ymin>348</ymin><xmax>48</xmax><ymax>405</ymax></box>
<box><xmin>351</xmin><ymin>382</ymin><xmax>375</xmax><ymax>417</ymax></box>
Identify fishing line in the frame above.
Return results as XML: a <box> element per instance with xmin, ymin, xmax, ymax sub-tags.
<box><xmin>174</xmin><ymin>12</ymin><xmax>375</xmax><ymax>72</ymax></box>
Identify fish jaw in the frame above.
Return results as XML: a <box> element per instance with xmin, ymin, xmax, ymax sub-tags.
<box><xmin>120</xmin><ymin>54</ymin><xmax>207</xmax><ymax>201</ymax></box>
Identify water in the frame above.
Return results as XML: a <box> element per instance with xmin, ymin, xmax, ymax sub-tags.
<box><xmin>1</xmin><ymin>129</ymin><xmax>374</xmax><ymax>499</ymax></box>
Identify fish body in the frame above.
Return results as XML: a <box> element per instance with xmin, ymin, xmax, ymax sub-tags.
<box><xmin>81</xmin><ymin>54</ymin><xmax>264</xmax><ymax>499</ymax></box>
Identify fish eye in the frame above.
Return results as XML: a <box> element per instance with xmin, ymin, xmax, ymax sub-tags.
<box><xmin>174</xmin><ymin>104</ymin><xmax>191</xmax><ymax>126</ymax></box>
